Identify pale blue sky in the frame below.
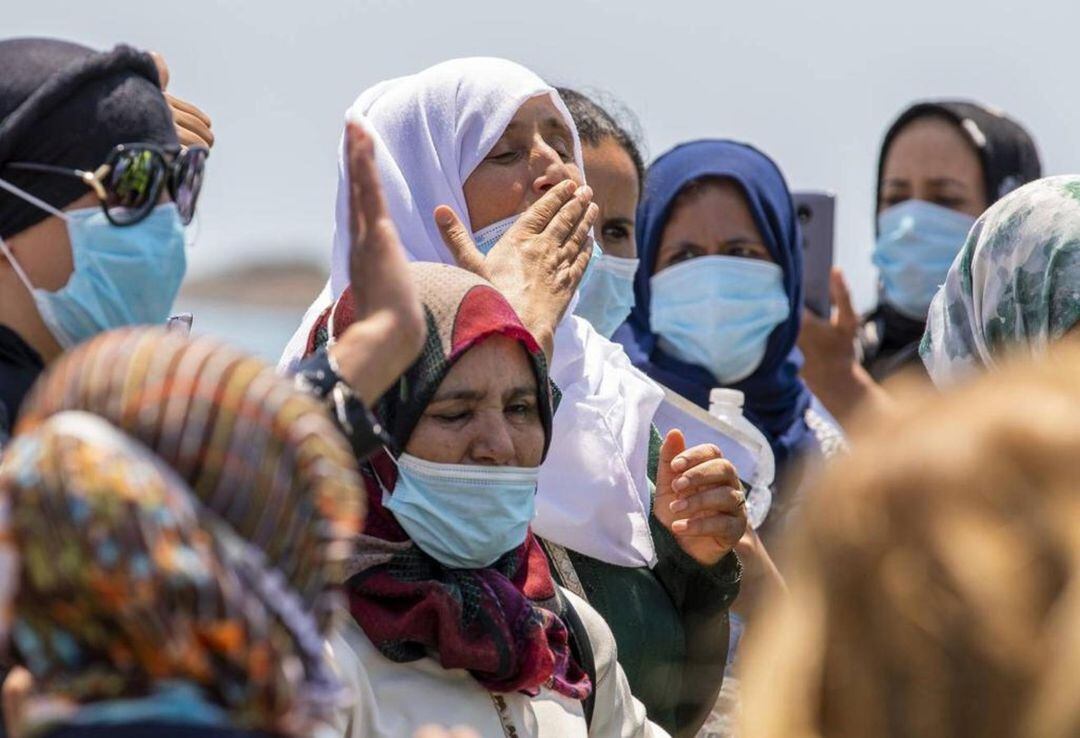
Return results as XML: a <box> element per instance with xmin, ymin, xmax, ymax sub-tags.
<box><xmin>8</xmin><ymin>0</ymin><xmax>1080</xmax><ymax>310</ymax></box>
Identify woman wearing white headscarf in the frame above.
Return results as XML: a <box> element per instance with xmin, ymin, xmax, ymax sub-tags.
<box><xmin>282</xmin><ymin>58</ymin><xmax>742</xmax><ymax>736</ymax></box>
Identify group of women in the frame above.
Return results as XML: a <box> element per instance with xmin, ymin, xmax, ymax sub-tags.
<box><xmin>0</xmin><ymin>34</ymin><xmax>1078</xmax><ymax>738</ymax></box>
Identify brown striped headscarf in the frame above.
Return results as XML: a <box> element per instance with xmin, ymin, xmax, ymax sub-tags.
<box><xmin>10</xmin><ymin>328</ymin><xmax>364</xmax><ymax>730</ymax></box>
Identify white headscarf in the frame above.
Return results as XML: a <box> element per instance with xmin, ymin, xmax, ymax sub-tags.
<box><xmin>280</xmin><ymin>58</ymin><xmax>663</xmax><ymax>567</ymax></box>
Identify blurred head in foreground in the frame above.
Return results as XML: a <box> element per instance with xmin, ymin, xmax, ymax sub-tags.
<box><xmin>741</xmin><ymin>341</ymin><xmax>1080</xmax><ymax>738</ymax></box>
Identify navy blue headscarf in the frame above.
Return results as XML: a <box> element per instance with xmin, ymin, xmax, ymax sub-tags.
<box><xmin>612</xmin><ymin>139</ymin><xmax>814</xmax><ymax>469</ymax></box>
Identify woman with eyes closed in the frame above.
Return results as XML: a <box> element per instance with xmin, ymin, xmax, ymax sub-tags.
<box><xmin>285</xmin><ymin>60</ymin><xmax>746</xmax><ymax>737</ymax></box>
<box><xmin>316</xmin><ymin>261</ymin><xmax>688</xmax><ymax>738</ymax></box>
<box><xmin>616</xmin><ymin>139</ymin><xmax>847</xmax><ymax>530</ymax></box>
<box><xmin>798</xmin><ymin>101</ymin><xmax>1041</xmax><ymax>419</ymax></box>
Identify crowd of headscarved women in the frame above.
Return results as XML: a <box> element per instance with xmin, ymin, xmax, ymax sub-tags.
<box><xmin>0</xmin><ymin>36</ymin><xmax>1077</xmax><ymax>738</ymax></box>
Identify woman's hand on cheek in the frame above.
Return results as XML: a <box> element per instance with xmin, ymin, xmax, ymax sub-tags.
<box><xmin>654</xmin><ymin>429</ymin><xmax>748</xmax><ymax>566</ymax></box>
<box><xmin>433</xmin><ymin>180</ymin><xmax>597</xmax><ymax>361</ymax></box>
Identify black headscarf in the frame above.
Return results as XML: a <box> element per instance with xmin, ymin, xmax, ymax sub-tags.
<box><xmin>0</xmin><ymin>38</ymin><xmax>176</xmax><ymax>239</ymax></box>
<box><xmin>863</xmin><ymin>100</ymin><xmax>1042</xmax><ymax>378</ymax></box>
<box><xmin>876</xmin><ymin>100</ymin><xmax>1042</xmax><ymax>210</ymax></box>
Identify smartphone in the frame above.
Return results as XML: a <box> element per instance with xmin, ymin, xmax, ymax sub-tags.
<box><xmin>793</xmin><ymin>191</ymin><xmax>836</xmax><ymax>317</ymax></box>
<box><xmin>167</xmin><ymin>313</ymin><xmax>194</xmax><ymax>335</ymax></box>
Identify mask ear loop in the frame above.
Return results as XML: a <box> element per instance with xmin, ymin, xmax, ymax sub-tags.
<box><xmin>0</xmin><ymin>235</ymin><xmax>37</xmax><ymax>297</ymax></box>
<box><xmin>0</xmin><ymin>177</ymin><xmax>70</xmax><ymax>221</ymax></box>
<box><xmin>0</xmin><ymin>176</ymin><xmax>73</xmax><ymax>296</ymax></box>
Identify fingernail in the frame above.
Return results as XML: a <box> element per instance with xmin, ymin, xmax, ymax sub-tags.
<box><xmin>672</xmin><ymin>476</ymin><xmax>689</xmax><ymax>492</ymax></box>
<box><xmin>669</xmin><ymin>499</ymin><xmax>688</xmax><ymax>513</ymax></box>
<box><xmin>671</xmin><ymin>457</ymin><xmax>688</xmax><ymax>473</ymax></box>
<box><xmin>435</xmin><ymin>209</ymin><xmax>452</xmax><ymax>226</ymax></box>
<box><xmin>672</xmin><ymin>520</ymin><xmax>688</xmax><ymax>533</ymax></box>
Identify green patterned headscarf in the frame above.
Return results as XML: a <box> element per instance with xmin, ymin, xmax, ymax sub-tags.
<box><xmin>921</xmin><ymin>175</ymin><xmax>1080</xmax><ymax>386</ymax></box>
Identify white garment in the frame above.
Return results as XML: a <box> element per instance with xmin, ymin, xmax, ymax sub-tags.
<box><xmin>326</xmin><ymin>589</ymin><xmax>668</xmax><ymax>738</ymax></box>
<box><xmin>279</xmin><ymin>58</ymin><xmax>663</xmax><ymax>567</ymax></box>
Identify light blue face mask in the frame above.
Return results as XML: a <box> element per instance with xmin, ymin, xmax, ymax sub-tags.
<box><xmin>573</xmin><ymin>251</ymin><xmax>638</xmax><ymax>338</ymax></box>
<box><xmin>473</xmin><ymin>214</ymin><xmax>636</xmax><ymax>338</ymax></box>
<box><xmin>0</xmin><ymin>178</ymin><xmax>187</xmax><ymax>348</ymax></box>
<box><xmin>384</xmin><ymin>452</ymin><xmax>539</xmax><ymax>569</ymax></box>
<box><xmin>873</xmin><ymin>199</ymin><xmax>976</xmax><ymax>320</ymax></box>
<box><xmin>650</xmin><ymin>255</ymin><xmax>790</xmax><ymax>384</ymax></box>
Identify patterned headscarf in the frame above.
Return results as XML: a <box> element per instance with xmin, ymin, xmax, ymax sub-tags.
<box><xmin>16</xmin><ymin>328</ymin><xmax>364</xmax><ymax>632</ymax></box>
<box><xmin>310</xmin><ymin>263</ymin><xmax>588</xmax><ymax>700</ymax></box>
<box><xmin>921</xmin><ymin>176</ymin><xmax>1080</xmax><ymax>386</ymax></box>
<box><xmin>0</xmin><ymin>412</ymin><xmax>340</xmax><ymax>735</ymax></box>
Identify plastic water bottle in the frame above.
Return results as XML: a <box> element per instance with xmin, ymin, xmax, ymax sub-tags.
<box><xmin>708</xmin><ymin>388</ymin><xmax>774</xmax><ymax>529</ymax></box>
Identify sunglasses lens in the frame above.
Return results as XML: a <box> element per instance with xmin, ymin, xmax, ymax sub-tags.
<box><xmin>104</xmin><ymin>148</ymin><xmax>163</xmax><ymax>225</ymax></box>
<box><xmin>173</xmin><ymin>148</ymin><xmax>208</xmax><ymax>224</ymax></box>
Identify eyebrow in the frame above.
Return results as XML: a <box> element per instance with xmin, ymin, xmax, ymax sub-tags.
<box><xmin>504</xmin><ymin>386</ymin><xmax>537</xmax><ymax>402</ymax></box>
<box><xmin>429</xmin><ymin>385</ymin><xmax>537</xmax><ymax>404</ymax></box>
<box><xmin>603</xmin><ymin>216</ymin><xmax>634</xmax><ymax>227</ymax></box>
<box><xmin>882</xmin><ymin>176</ymin><xmax>969</xmax><ymax>189</ymax></box>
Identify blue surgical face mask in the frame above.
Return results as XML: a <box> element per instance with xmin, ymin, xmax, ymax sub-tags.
<box><xmin>650</xmin><ymin>255</ymin><xmax>790</xmax><ymax>385</ymax></box>
<box><xmin>573</xmin><ymin>250</ymin><xmax>638</xmax><ymax>339</ymax></box>
<box><xmin>0</xmin><ymin>178</ymin><xmax>187</xmax><ymax>348</ymax></box>
<box><xmin>873</xmin><ymin>200</ymin><xmax>976</xmax><ymax>320</ymax></box>
<box><xmin>384</xmin><ymin>452</ymin><xmax>539</xmax><ymax>569</ymax></box>
<box><xmin>473</xmin><ymin>214</ymin><xmax>633</xmax><ymax>337</ymax></box>
<box><xmin>472</xmin><ymin>214</ymin><xmax>518</xmax><ymax>256</ymax></box>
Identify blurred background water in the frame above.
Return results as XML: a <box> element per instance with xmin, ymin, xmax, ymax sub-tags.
<box><xmin>171</xmin><ymin>296</ymin><xmax>309</xmax><ymax>363</ymax></box>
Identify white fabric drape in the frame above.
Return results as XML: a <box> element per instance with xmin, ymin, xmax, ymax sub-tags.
<box><xmin>280</xmin><ymin>58</ymin><xmax>663</xmax><ymax>567</ymax></box>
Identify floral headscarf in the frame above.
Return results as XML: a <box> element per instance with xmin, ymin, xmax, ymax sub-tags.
<box><xmin>0</xmin><ymin>412</ymin><xmax>340</xmax><ymax>735</ymax></box>
<box><xmin>921</xmin><ymin>175</ymin><xmax>1080</xmax><ymax>386</ymax></box>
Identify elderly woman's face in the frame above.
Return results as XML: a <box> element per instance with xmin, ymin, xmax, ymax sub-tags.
<box><xmin>405</xmin><ymin>335</ymin><xmax>545</xmax><ymax>467</ymax></box>
<box><xmin>462</xmin><ymin>95</ymin><xmax>584</xmax><ymax>231</ymax></box>
<box><xmin>654</xmin><ymin>179</ymin><xmax>774</xmax><ymax>274</ymax></box>
<box><xmin>879</xmin><ymin>116</ymin><xmax>988</xmax><ymax>217</ymax></box>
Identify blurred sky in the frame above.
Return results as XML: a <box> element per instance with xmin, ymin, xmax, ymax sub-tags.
<box><xmin>8</xmin><ymin>0</ymin><xmax>1080</xmax><ymax>310</ymax></box>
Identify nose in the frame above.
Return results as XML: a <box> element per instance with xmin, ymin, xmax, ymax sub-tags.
<box><xmin>529</xmin><ymin>138</ymin><xmax>579</xmax><ymax>200</ymax></box>
<box><xmin>465</xmin><ymin>411</ymin><xmax>518</xmax><ymax>466</ymax></box>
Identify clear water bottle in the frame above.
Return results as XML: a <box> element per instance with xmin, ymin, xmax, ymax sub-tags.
<box><xmin>708</xmin><ymin>388</ymin><xmax>774</xmax><ymax>529</ymax></box>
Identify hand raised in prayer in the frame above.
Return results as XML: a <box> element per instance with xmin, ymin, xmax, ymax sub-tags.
<box><xmin>150</xmin><ymin>52</ymin><xmax>215</xmax><ymax>148</ymax></box>
<box><xmin>433</xmin><ymin>180</ymin><xmax>598</xmax><ymax>360</ymax></box>
<box><xmin>798</xmin><ymin>268</ymin><xmax>889</xmax><ymax>422</ymax></box>
<box><xmin>654</xmin><ymin>429</ymin><xmax>748</xmax><ymax>566</ymax></box>
<box><xmin>329</xmin><ymin>122</ymin><xmax>427</xmax><ymax>405</ymax></box>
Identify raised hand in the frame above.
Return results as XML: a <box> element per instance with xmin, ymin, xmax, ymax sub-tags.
<box><xmin>150</xmin><ymin>52</ymin><xmax>215</xmax><ymax>149</ymax></box>
<box><xmin>798</xmin><ymin>268</ymin><xmax>890</xmax><ymax>422</ymax></box>
<box><xmin>433</xmin><ymin>180</ymin><xmax>597</xmax><ymax>360</ymax></box>
<box><xmin>654</xmin><ymin>429</ymin><xmax>748</xmax><ymax>566</ymax></box>
<box><xmin>329</xmin><ymin>122</ymin><xmax>426</xmax><ymax>404</ymax></box>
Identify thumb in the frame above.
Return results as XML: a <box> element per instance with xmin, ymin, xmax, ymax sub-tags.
<box><xmin>149</xmin><ymin>51</ymin><xmax>170</xmax><ymax>90</ymax></box>
<box><xmin>656</xmin><ymin>429</ymin><xmax>687</xmax><ymax>504</ymax></box>
<box><xmin>434</xmin><ymin>206</ymin><xmax>486</xmax><ymax>276</ymax></box>
<box><xmin>830</xmin><ymin>268</ymin><xmax>858</xmax><ymax>332</ymax></box>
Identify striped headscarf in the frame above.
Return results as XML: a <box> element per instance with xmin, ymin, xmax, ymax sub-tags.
<box><xmin>0</xmin><ymin>411</ymin><xmax>341</xmax><ymax>735</ymax></box>
<box><xmin>15</xmin><ymin>327</ymin><xmax>364</xmax><ymax>632</ymax></box>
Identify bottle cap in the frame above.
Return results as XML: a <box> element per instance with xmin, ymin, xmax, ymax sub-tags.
<box><xmin>709</xmin><ymin>388</ymin><xmax>745</xmax><ymax>408</ymax></box>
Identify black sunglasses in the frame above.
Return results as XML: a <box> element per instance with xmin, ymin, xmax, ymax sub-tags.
<box><xmin>4</xmin><ymin>143</ymin><xmax>208</xmax><ymax>226</ymax></box>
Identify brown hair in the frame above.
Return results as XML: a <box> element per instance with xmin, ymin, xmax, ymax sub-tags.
<box><xmin>740</xmin><ymin>341</ymin><xmax>1080</xmax><ymax>738</ymax></box>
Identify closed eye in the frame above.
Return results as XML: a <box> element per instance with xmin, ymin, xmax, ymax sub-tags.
<box><xmin>486</xmin><ymin>149</ymin><xmax>524</xmax><ymax>165</ymax></box>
